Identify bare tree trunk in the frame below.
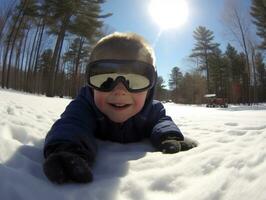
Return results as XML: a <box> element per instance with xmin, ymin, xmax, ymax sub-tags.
<box><xmin>250</xmin><ymin>45</ymin><xmax>257</xmax><ymax>103</ymax></box>
<box><xmin>231</xmin><ymin>8</ymin><xmax>251</xmax><ymax>104</ymax></box>
<box><xmin>48</xmin><ymin>15</ymin><xmax>70</xmax><ymax>97</ymax></box>
<box><xmin>72</xmin><ymin>37</ymin><xmax>84</xmax><ymax>97</ymax></box>
<box><xmin>0</xmin><ymin>45</ymin><xmax>3</xmax><ymax>74</ymax></box>
<box><xmin>6</xmin><ymin>1</ymin><xmax>28</xmax><ymax>88</ymax></box>
<box><xmin>204</xmin><ymin>50</ymin><xmax>210</xmax><ymax>93</ymax></box>
<box><xmin>24</xmin><ymin>39</ymin><xmax>31</xmax><ymax>91</ymax></box>
<box><xmin>1</xmin><ymin>14</ymin><xmax>22</xmax><ymax>88</ymax></box>
<box><xmin>26</xmin><ymin>26</ymin><xmax>39</xmax><ymax>92</ymax></box>
<box><xmin>19</xmin><ymin>27</ymin><xmax>30</xmax><ymax>90</ymax></box>
<box><xmin>54</xmin><ymin>37</ymin><xmax>65</xmax><ymax>96</ymax></box>
<box><xmin>33</xmin><ymin>21</ymin><xmax>45</xmax><ymax>92</ymax></box>
<box><xmin>14</xmin><ymin>36</ymin><xmax>24</xmax><ymax>89</ymax></box>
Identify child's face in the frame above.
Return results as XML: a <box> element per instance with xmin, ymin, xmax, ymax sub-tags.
<box><xmin>94</xmin><ymin>83</ymin><xmax>147</xmax><ymax>123</ymax></box>
<box><xmin>92</xmin><ymin>51</ymin><xmax>151</xmax><ymax>123</ymax></box>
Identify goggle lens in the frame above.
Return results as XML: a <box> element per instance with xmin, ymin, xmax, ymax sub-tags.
<box><xmin>87</xmin><ymin>60</ymin><xmax>156</xmax><ymax>92</ymax></box>
<box><xmin>90</xmin><ymin>73</ymin><xmax>150</xmax><ymax>90</ymax></box>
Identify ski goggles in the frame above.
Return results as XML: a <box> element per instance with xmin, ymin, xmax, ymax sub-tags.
<box><xmin>87</xmin><ymin>59</ymin><xmax>157</xmax><ymax>92</ymax></box>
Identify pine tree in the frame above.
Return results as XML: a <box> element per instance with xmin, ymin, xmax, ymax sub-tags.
<box><xmin>225</xmin><ymin>44</ymin><xmax>242</xmax><ymax>82</ymax></box>
<box><xmin>168</xmin><ymin>66</ymin><xmax>183</xmax><ymax>102</ymax></box>
<box><xmin>154</xmin><ymin>76</ymin><xmax>168</xmax><ymax>101</ymax></box>
<box><xmin>255</xmin><ymin>52</ymin><xmax>266</xmax><ymax>101</ymax></box>
<box><xmin>38</xmin><ymin>49</ymin><xmax>53</xmax><ymax>93</ymax></box>
<box><xmin>168</xmin><ymin>66</ymin><xmax>183</xmax><ymax>90</ymax></box>
<box><xmin>224</xmin><ymin>43</ymin><xmax>245</xmax><ymax>103</ymax></box>
<box><xmin>190</xmin><ymin>26</ymin><xmax>219</xmax><ymax>93</ymax></box>
<box><xmin>63</xmin><ymin>37</ymin><xmax>91</xmax><ymax>97</ymax></box>
<box><xmin>250</xmin><ymin>0</ymin><xmax>266</xmax><ymax>50</ymax></box>
<box><xmin>208</xmin><ymin>47</ymin><xmax>228</xmax><ymax>98</ymax></box>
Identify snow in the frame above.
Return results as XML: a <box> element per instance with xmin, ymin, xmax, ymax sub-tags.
<box><xmin>1</xmin><ymin>88</ymin><xmax>266</xmax><ymax>200</ymax></box>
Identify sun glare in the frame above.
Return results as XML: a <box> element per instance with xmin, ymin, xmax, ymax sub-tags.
<box><xmin>149</xmin><ymin>0</ymin><xmax>189</xmax><ymax>30</ymax></box>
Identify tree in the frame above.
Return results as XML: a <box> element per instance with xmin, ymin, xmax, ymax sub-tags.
<box><xmin>0</xmin><ymin>0</ymin><xmax>110</xmax><ymax>97</ymax></box>
<box><xmin>208</xmin><ymin>47</ymin><xmax>228</xmax><ymax>98</ymax></box>
<box><xmin>38</xmin><ymin>49</ymin><xmax>53</xmax><ymax>93</ymax></box>
<box><xmin>1</xmin><ymin>0</ymin><xmax>39</xmax><ymax>89</ymax></box>
<box><xmin>1</xmin><ymin>0</ymin><xmax>27</xmax><ymax>88</ymax></box>
<box><xmin>154</xmin><ymin>76</ymin><xmax>168</xmax><ymax>101</ymax></box>
<box><xmin>222</xmin><ymin>2</ymin><xmax>254</xmax><ymax>104</ymax></box>
<box><xmin>168</xmin><ymin>66</ymin><xmax>183</xmax><ymax>90</ymax></box>
<box><xmin>250</xmin><ymin>0</ymin><xmax>266</xmax><ymax>50</ymax></box>
<box><xmin>225</xmin><ymin>44</ymin><xmax>243</xmax><ymax>82</ymax></box>
<box><xmin>238</xmin><ymin>52</ymin><xmax>250</xmax><ymax>103</ymax></box>
<box><xmin>254</xmin><ymin>52</ymin><xmax>266</xmax><ymax>101</ymax></box>
<box><xmin>168</xmin><ymin>66</ymin><xmax>183</xmax><ymax>102</ymax></box>
<box><xmin>63</xmin><ymin>37</ymin><xmax>91</xmax><ymax>97</ymax></box>
<box><xmin>190</xmin><ymin>26</ymin><xmax>219</xmax><ymax>93</ymax></box>
<box><xmin>179</xmin><ymin>71</ymin><xmax>207</xmax><ymax>104</ymax></box>
<box><xmin>44</xmin><ymin>0</ymin><xmax>111</xmax><ymax>97</ymax></box>
<box><xmin>224</xmin><ymin>43</ymin><xmax>245</xmax><ymax>103</ymax></box>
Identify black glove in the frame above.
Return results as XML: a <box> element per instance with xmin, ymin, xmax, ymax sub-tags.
<box><xmin>160</xmin><ymin>140</ymin><xmax>181</xmax><ymax>154</ymax></box>
<box><xmin>180</xmin><ymin>137</ymin><xmax>198</xmax><ymax>151</ymax></box>
<box><xmin>43</xmin><ymin>151</ymin><xmax>93</xmax><ymax>184</ymax></box>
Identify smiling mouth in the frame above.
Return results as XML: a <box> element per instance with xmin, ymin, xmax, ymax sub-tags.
<box><xmin>109</xmin><ymin>103</ymin><xmax>131</xmax><ymax>109</ymax></box>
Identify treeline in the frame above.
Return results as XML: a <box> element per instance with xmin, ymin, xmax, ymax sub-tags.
<box><xmin>155</xmin><ymin>43</ymin><xmax>266</xmax><ymax>104</ymax></box>
<box><xmin>0</xmin><ymin>0</ymin><xmax>265</xmax><ymax>104</ymax></box>
<box><xmin>0</xmin><ymin>0</ymin><xmax>111</xmax><ymax>98</ymax></box>
<box><xmin>155</xmin><ymin>0</ymin><xmax>266</xmax><ymax>104</ymax></box>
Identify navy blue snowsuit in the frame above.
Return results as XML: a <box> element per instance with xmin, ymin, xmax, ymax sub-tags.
<box><xmin>44</xmin><ymin>85</ymin><xmax>184</xmax><ymax>162</ymax></box>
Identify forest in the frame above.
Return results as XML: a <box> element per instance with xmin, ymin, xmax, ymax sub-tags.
<box><xmin>0</xmin><ymin>0</ymin><xmax>265</xmax><ymax>104</ymax></box>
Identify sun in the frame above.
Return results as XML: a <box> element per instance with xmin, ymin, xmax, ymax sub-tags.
<box><xmin>149</xmin><ymin>0</ymin><xmax>189</xmax><ymax>30</ymax></box>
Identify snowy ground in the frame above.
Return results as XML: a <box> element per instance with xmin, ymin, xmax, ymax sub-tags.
<box><xmin>1</xmin><ymin>89</ymin><xmax>266</xmax><ymax>200</ymax></box>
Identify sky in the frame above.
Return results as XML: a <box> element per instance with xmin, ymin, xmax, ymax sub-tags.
<box><xmin>1</xmin><ymin>88</ymin><xmax>266</xmax><ymax>200</ymax></box>
<box><xmin>101</xmin><ymin>0</ymin><xmax>252</xmax><ymax>84</ymax></box>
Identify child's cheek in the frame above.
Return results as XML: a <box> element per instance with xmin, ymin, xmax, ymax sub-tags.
<box><xmin>133</xmin><ymin>92</ymin><xmax>147</xmax><ymax>110</ymax></box>
<box><xmin>93</xmin><ymin>91</ymin><xmax>107</xmax><ymax>111</ymax></box>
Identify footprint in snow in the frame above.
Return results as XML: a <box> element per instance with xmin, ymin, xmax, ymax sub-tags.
<box><xmin>217</xmin><ymin>138</ymin><xmax>233</xmax><ymax>143</ymax></box>
<box><xmin>8</xmin><ymin>125</ymin><xmax>39</xmax><ymax>145</ymax></box>
<box><xmin>227</xmin><ymin>130</ymin><xmax>247</xmax><ymax>136</ymax></box>
<box><xmin>36</xmin><ymin>115</ymin><xmax>43</xmax><ymax>120</ymax></box>
<box><xmin>242</xmin><ymin>125</ymin><xmax>266</xmax><ymax>131</ymax></box>
<box><xmin>15</xmin><ymin>105</ymin><xmax>23</xmax><ymax>109</ymax></box>
<box><xmin>6</xmin><ymin>106</ymin><xmax>15</xmax><ymax>115</ymax></box>
<box><xmin>224</xmin><ymin>122</ymin><xmax>238</xmax><ymax>126</ymax></box>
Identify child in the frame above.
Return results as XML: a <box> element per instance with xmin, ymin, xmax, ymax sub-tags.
<box><xmin>43</xmin><ymin>32</ymin><xmax>196</xmax><ymax>184</ymax></box>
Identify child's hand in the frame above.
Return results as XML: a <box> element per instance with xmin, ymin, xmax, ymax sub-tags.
<box><xmin>160</xmin><ymin>140</ymin><xmax>181</xmax><ymax>154</ymax></box>
<box><xmin>180</xmin><ymin>137</ymin><xmax>198</xmax><ymax>151</ymax></box>
<box><xmin>43</xmin><ymin>151</ymin><xmax>93</xmax><ymax>184</ymax></box>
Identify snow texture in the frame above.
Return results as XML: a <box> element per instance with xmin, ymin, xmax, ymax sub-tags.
<box><xmin>1</xmin><ymin>88</ymin><xmax>266</xmax><ymax>200</ymax></box>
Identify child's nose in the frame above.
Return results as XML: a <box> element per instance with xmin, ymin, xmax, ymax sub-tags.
<box><xmin>112</xmin><ymin>82</ymin><xmax>128</xmax><ymax>95</ymax></box>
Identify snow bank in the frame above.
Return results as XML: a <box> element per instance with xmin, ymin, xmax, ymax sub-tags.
<box><xmin>0</xmin><ymin>89</ymin><xmax>266</xmax><ymax>200</ymax></box>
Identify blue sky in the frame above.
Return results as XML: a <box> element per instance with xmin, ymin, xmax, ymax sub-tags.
<box><xmin>101</xmin><ymin>0</ymin><xmax>252</xmax><ymax>84</ymax></box>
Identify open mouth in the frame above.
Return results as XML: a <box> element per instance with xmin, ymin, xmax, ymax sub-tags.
<box><xmin>109</xmin><ymin>103</ymin><xmax>131</xmax><ymax>109</ymax></box>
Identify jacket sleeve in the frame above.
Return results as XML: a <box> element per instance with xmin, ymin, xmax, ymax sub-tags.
<box><xmin>43</xmin><ymin>88</ymin><xmax>97</xmax><ymax>162</ymax></box>
<box><xmin>150</xmin><ymin>101</ymin><xmax>184</xmax><ymax>149</ymax></box>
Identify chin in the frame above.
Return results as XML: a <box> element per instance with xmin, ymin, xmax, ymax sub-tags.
<box><xmin>109</xmin><ymin>116</ymin><xmax>131</xmax><ymax>123</ymax></box>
